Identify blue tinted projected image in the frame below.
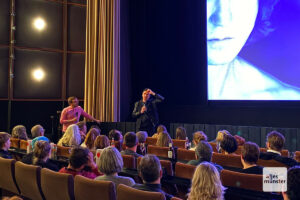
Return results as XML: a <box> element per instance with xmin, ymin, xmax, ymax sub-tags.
<box><xmin>207</xmin><ymin>0</ymin><xmax>300</xmax><ymax>100</ymax></box>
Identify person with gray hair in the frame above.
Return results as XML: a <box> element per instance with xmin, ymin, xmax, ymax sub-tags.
<box><xmin>136</xmin><ymin>131</ymin><xmax>148</xmax><ymax>143</ymax></box>
<box><xmin>95</xmin><ymin>147</ymin><xmax>135</xmax><ymax>187</ymax></box>
<box><xmin>187</xmin><ymin>141</ymin><xmax>223</xmax><ymax>172</ymax></box>
<box><xmin>11</xmin><ymin>125</ymin><xmax>28</xmax><ymax>140</ymax></box>
<box><xmin>31</xmin><ymin>125</ymin><xmax>45</xmax><ymax>138</ymax></box>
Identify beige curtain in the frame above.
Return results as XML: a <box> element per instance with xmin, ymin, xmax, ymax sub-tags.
<box><xmin>84</xmin><ymin>0</ymin><xmax>120</xmax><ymax>122</ymax></box>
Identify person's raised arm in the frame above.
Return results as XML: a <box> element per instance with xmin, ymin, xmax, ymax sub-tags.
<box><xmin>80</xmin><ymin>108</ymin><xmax>101</xmax><ymax>124</ymax></box>
<box><xmin>148</xmin><ymin>89</ymin><xmax>164</xmax><ymax>103</ymax></box>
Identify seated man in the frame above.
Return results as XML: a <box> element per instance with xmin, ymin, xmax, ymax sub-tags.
<box><xmin>31</xmin><ymin>125</ymin><xmax>45</xmax><ymax>139</ymax></box>
<box><xmin>241</xmin><ymin>142</ymin><xmax>263</xmax><ymax>174</ymax></box>
<box><xmin>0</xmin><ymin>132</ymin><xmax>12</xmax><ymax>159</ymax></box>
<box><xmin>260</xmin><ymin>131</ymin><xmax>298</xmax><ymax>167</ymax></box>
<box><xmin>220</xmin><ymin>134</ymin><xmax>238</xmax><ymax>154</ymax></box>
<box><xmin>59</xmin><ymin>147</ymin><xmax>102</xmax><ymax>179</ymax></box>
<box><xmin>282</xmin><ymin>166</ymin><xmax>300</xmax><ymax>200</ymax></box>
<box><xmin>136</xmin><ymin>131</ymin><xmax>148</xmax><ymax>155</ymax></box>
<box><xmin>121</xmin><ymin>132</ymin><xmax>142</xmax><ymax>158</ymax></box>
<box><xmin>133</xmin><ymin>155</ymin><xmax>173</xmax><ymax>200</ymax></box>
<box><xmin>187</xmin><ymin>141</ymin><xmax>223</xmax><ymax>172</ymax></box>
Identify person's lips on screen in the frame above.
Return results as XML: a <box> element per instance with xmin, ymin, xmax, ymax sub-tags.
<box><xmin>207</xmin><ymin>37</ymin><xmax>234</xmax><ymax>49</ymax></box>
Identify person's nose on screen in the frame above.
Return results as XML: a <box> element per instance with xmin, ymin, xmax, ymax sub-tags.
<box><xmin>209</xmin><ymin>0</ymin><xmax>232</xmax><ymax>27</ymax></box>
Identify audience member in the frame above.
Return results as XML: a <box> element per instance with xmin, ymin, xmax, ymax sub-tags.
<box><xmin>190</xmin><ymin>131</ymin><xmax>207</xmax><ymax>151</ymax></box>
<box><xmin>22</xmin><ymin>136</ymin><xmax>49</xmax><ymax>164</ymax></box>
<box><xmin>0</xmin><ymin>132</ymin><xmax>12</xmax><ymax>159</ymax></box>
<box><xmin>152</xmin><ymin>125</ymin><xmax>167</xmax><ymax>138</ymax></box>
<box><xmin>57</xmin><ymin>124</ymin><xmax>81</xmax><ymax>147</ymax></box>
<box><xmin>241</xmin><ymin>142</ymin><xmax>263</xmax><ymax>175</ymax></box>
<box><xmin>133</xmin><ymin>154</ymin><xmax>173</xmax><ymax>200</ymax></box>
<box><xmin>31</xmin><ymin>125</ymin><xmax>45</xmax><ymax>138</ymax></box>
<box><xmin>94</xmin><ymin>135</ymin><xmax>110</xmax><ymax>151</ymax></box>
<box><xmin>187</xmin><ymin>141</ymin><xmax>223</xmax><ymax>172</ymax></box>
<box><xmin>282</xmin><ymin>166</ymin><xmax>300</xmax><ymax>200</ymax></box>
<box><xmin>11</xmin><ymin>125</ymin><xmax>28</xmax><ymax>141</ymax></box>
<box><xmin>156</xmin><ymin>131</ymin><xmax>172</xmax><ymax>147</ymax></box>
<box><xmin>95</xmin><ymin>147</ymin><xmax>135</xmax><ymax>187</ymax></box>
<box><xmin>188</xmin><ymin>162</ymin><xmax>225</xmax><ymax>200</ymax></box>
<box><xmin>31</xmin><ymin>136</ymin><xmax>49</xmax><ymax>149</ymax></box>
<box><xmin>220</xmin><ymin>134</ymin><xmax>238</xmax><ymax>154</ymax></box>
<box><xmin>175</xmin><ymin>126</ymin><xmax>187</xmax><ymax>140</ymax></box>
<box><xmin>211</xmin><ymin>130</ymin><xmax>230</xmax><ymax>153</ymax></box>
<box><xmin>260</xmin><ymin>131</ymin><xmax>299</xmax><ymax>167</ymax></box>
<box><xmin>121</xmin><ymin>132</ymin><xmax>142</xmax><ymax>158</ymax></box>
<box><xmin>76</xmin><ymin>121</ymin><xmax>87</xmax><ymax>141</ymax></box>
<box><xmin>108</xmin><ymin>129</ymin><xmax>123</xmax><ymax>151</ymax></box>
<box><xmin>59</xmin><ymin>147</ymin><xmax>101</xmax><ymax>179</ymax></box>
<box><xmin>136</xmin><ymin>131</ymin><xmax>148</xmax><ymax>155</ymax></box>
<box><xmin>90</xmin><ymin>125</ymin><xmax>101</xmax><ymax>134</ymax></box>
<box><xmin>81</xmin><ymin>128</ymin><xmax>100</xmax><ymax>150</ymax></box>
<box><xmin>234</xmin><ymin>135</ymin><xmax>245</xmax><ymax>146</ymax></box>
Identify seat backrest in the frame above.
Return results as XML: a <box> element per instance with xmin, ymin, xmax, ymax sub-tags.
<box><xmin>10</xmin><ymin>138</ymin><xmax>20</xmax><ymax>149</ymax></box>
<box><xmin>233</xmin><ymin>146</ymin><xmax>243</xmax><ymax>155</ymax></box>
<box><xmin>172</xmin><ymin>139</ymin><xmax>186</xmax><ymax>149</ymax></box>
<box><xmin>294</xmin><ymin>151</ymin><xmax>300</xmax><ymax>162</ymax></box>
<box><xmin>75</xmin><ymin>175</ymin><xmax>116</xmax><ymax>200</ymax></box>
<box><xmin>257</xmin><ymin>159</ymin><xmax>288</xmax><ymax>168</ymax></box>
<box><xmin>145</xmin><ymin>137</ymin><xmax>157</xmax><ymax>146</ymax></box>
<box><xmin>160</xmin><ymin>160</ymin><xmax>173</xmax><ymax>176</ymax></box>
<box><xmin>122</xmin><ymin>155</ymin><xmax>136</xmax><ymax>169</ymax></box>
<box><xmin>221</xmin><ymin>169</ymin><xmax>263</xmax><ymax>191</ymax></box>
<box><xmin>117</xmin><ymin>184</ymin><xmax>165</xmax><ymax>200</ymax></box>
<box><xmin>177</xmin><ymin>149</ymin><xmax>195</xmax><ymax>161</ymax></box>
<box><xmin>147</xmin><ymin>145</ymin><xmax>169</xmax><ymax>158</ymax></box>
<box><xmin>19</xmin><ymin>140</ymin><xmax>28</xmax><ymax>151</ymax></box>
<box><xmin>41</xmin><ymin>168</ymin><xmax>74</xmax><ymax>200</ymax></box>
<box><xmin>212</xmin><ymin>153</ymin><xmax>243</xmax><ymax>168</ymax></box>
<box><xmin>175</xmin><ymin>162</ymin><xmax>196</xmax><ymax>179</ymax></box>
<box><xmin>0</xmin><ymin>158</ymin><xmax>20</xmax><ymax>194</ymax></box>
<box><xmin>171</xmin><ymin>197</ymin><xmax>182</xmax><ymax>200</ymax></box>
<box><xmin>15</xmin><ymin>161</ymin><xmax>44</xmax><ymax>200</ymax></box>
<box><xmin>57</xmin><ymin>145</ymin><xmax>71</xmax><ymax>158</ymax></box>
<box><xmin>208</xmin><ymin>142</ymin><xmax>218</xmax><ymax>152</ymax></box>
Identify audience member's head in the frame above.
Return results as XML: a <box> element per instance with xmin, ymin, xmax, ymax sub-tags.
<box><xmin>220</xmin><ymin>134</ymin><xmax>238</xmax><ymax>154</ymax></box>
<box><xmin>58</xmin><ymin>124</ymin><xmax>81</xmax><ymax>147</ymax></box>
<box><xmin>192</xmin><ymin>131</ymin><xmax>207</xmax><ymax>146</ymax></box>
<box><xmin>31</xmin><ymin>125</ymin><xmax>45</xmax><ymax>138</ymax></box>
<box><xmin>195</xmin><ymin>141</ymin><xmax>213</xmax><ymax>162</ymax></box>
<box><xmin>136</xmin><ymin>131</ymin><xmax>148</xmax><ymax>143</ymax></box>
<box><xmin>97</xmin><ymin>147</ymin><xmax>123</xmax><ymax>175</ymax></box>
<box><xmin>241</xmin><ymin>142</ymin><xmax>260</xmax><ymax>167</ymax></box>
<box><xmin>90</xmin><ymin>125</ymin><xmax>101</xmax><ymax>134</ymax></box>
<box><xmin>189</xmin><ymin>162</ymin><xmax>225</xmax><ymax>200</ymax></box>
<box><xmin>156</xmin><ymin>131</ymin><xmax>172</xmax><ymax>147</ymax></box>
<box><xmin>283</xmin><ymin>166</ymin><xmax>300</xmax><ymax>200</ymax></box>
<box><xmin>108</xmin><ymin>129</ymin><xmax>123</xmax><ymax>141</ymax></box>
<box><xmin>69</xmin><ymin>147</ymin><xmax>89</xmax><ymax>170</ymax></box>
<box><xmin>12</xmin><ymin>125</ymin><xmax>28</xmax><ymax>140</ymax></box>
<box><xmin>94</xmin><ymin>135</ymin><xmax>110</xmax><ymax>150</ymax></box>
<box><xmin>83</xmin><ymin>128</ymin><xmax>100</xmax><ymax>150</ymax></box>
<box><xmin>157</xmin><ymin>125</ymin><xmax>167</xmax><ymax>134</ymax></box>
<box><xmin>68</xmin><ymin>96</ymin><xmax>78</xmax><ymax>107</ymax></box>
<box><xmin>0</xmin><ymin>132</ymin><xmax>11</xmax><ymax>150</ymax></box>
<box><xmin>176</xmin><ymin>127</ymin><xmax>187</xmax><ymax>140</ymax></box>
<box><xmin>266</xmin><ymin>131</ymin><xmax>285</xmax><ymax>152</ymax></box>
<box><xmin>33</xmin><ymin>141</ymin><xmax>51</xmax><ymax>165</ymax></box>
<box><xmin>234</xmin><ymin>135</ymin><xmax>245</xmax><ymax>146</ymax></box>
<box><xmin>124</xmin><ymin>132</ymin><xmax>138</xmax><ymax>149</ymax></box>
<box><xmin>138</xmin><ymin>154</ymin><xmax>162</xmax><ymax>184</ymax></box>
<box><xmin>216</xmin><ymin>130</ymin><xmax>230</xmax><ymax>142</ymax></box>
<box><xmin>76</xmin><ymin>121</ymin><xmax>87</xmax><ymax>135</ymax></box>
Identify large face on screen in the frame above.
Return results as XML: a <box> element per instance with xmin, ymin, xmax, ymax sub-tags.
<box><xmin>207</xmin><ymin>0</ymin><xmax>259</xmax><ymax>65</ymax></box>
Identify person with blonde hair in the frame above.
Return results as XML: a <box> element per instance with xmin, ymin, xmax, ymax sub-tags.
<box><xmin>81</xmin><ymin>128</ymin><xmax>100</xmax><ymax>150</ymax></box>
<box><xmin>0</xmin><ymin>132</ymin><xmax>12</xmax><ymax>159</ymax></box>
<box><xmin>95</xmin><ymin>147</ymin><xmax>135</xmax><ymax>187</ymax></box>
<box><xmin>58</xmin><ymin>124</ymin><xmax>81</xmax><ymax>147</ymax></box>
<box><xmin>11</xmin><ymin>125</ymin><xmax>28</xmax><ymax>140</ymax></box>
<box><xmin>210</xmin><ymin>130</ymin><xmax>230</xmax><ymax>153</ymax></box>
<box><xmin>152</xmin><ymin>125</ymin><xmax>167</xmax><ymax>138</ymax></box>
<box><xmin>176</xmin><ymin>126</ymin><xmax>187</xmax><ymax>140</ymax></box>
<box><xmin>156</xmin><ymin>131</ymin><xmax>172</xmax><ymax>147</ymax></box>
<box><xmin>190</xmin><ymin>131</ymin><xmax>207</xmax><ymax>151</ymax></box>
<box><xmin>188</xmin><ymin>162</ymin><xmax>225</xmax><ymax>200</ymax></box>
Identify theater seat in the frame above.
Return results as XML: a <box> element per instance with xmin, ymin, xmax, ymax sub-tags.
<box><xmin>221</xmin><ymin>169</ymin><xmax>263</xmax><ymax>191</ymax></box>
<box><xmin>171</xmin><ymin>197</ymin><xmax>182</xmax><ymax>200</ymax></box>
<box><xmin>75</xmin><ymin>175</ymin><xmax>116</xmax><ymax>200</ymax></box>
<box><xmin>10</xmin><ymin>138</ymin><xmax>20</xmax><ymax>149</ymax></box>
<box><xmin>147</xmin><ymin>145</ymin><xmax>170</xmax><ymax>159</ymax></box>
<box><xmin>122</xmin><ymin>155</ymin><xmax>136</xmax><ymax>169</ymax></box>
<box><xmin>0</xmin><ymin>158</ymin><xmax>20</xmax><ymax>194</ymax></box>
<box><xmin>177</xmin><ymin>149</ymin><xmax>195</xmax><ymax>161</ymax></box>
<box><xmin>146</xmin><ymin>137</ymin><xmax>157</xmax><ymax>146</ymax></box>
<box><xmin>211</xmin><ymin>153</ymin><xmax>243</xmax><ymax>168</ymax></box>
<box><xmin>15</xmin><ymin>161</ymin><xmax>44</xmax><ymax>200</ymax></box>
<box><xmin>41</xmin><ymin>168</ymin><xmax>74</xmax><ymax>200</ymax></box>
<box><xmin>175</xmin><ymin>162</ymin><xmax>196</xmax><ymax>179</ymax></box>
<box><xmin>257</xmin><ymin>159</ymin><xmax>288</xmax><ymax>168</ymax></box>
<box><xmin>233</xmin><ymin>146</ymin><xmax>243</xmax><ymax>155</ymax></box>
<box><xmin>19</xmin><ymin>140</ymin><xmax>28</xmax><ymax>151</ymax></box>
<box><xmin>172</xmin><ymin>139</ymin><xmax>186</xmax><ymax>149</ymax></box>
<box><xmin>117</xmin><ymin>184</ymin><xmax>165</xmax><ymax>200</ymax></box>
<box><xmin>208</xmin><ymin>142</ymin><xmax>218</xmax><ymax>152</ymax></box>
<box><xmin>57</xmin><ymin>145</ymin><xmax>71</xmax><ymax>158</ymax></box>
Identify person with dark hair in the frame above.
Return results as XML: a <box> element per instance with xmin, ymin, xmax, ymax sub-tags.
<box><xmin>121</xmin><ymin>132</ymin><xmax>142</xmax><ymax>158</ymax></box>
<box><xmin>59</xmin><ymin>147</ymin><xmax>102</xmax><ymax>179</ymax></box>
<box><xmin>0</xmin><ymin>132</ymin><xmax>12</xmax><ymax>159</ymax></box>
<box><xmin>108</xmin><ymin>129</ymin><xmax>123</xmax><ymax>151</ymax></box>
<box><xmin>241</xmin><ymin>142</ymin><xmax>263</xmax><ymax>175</ymax></box>
<box><xmin>94</xmin><ymin>135</ymin><xmax>110</xmax><ymax>150</ymax></box>
<box><xmin>220</xmin><ymin>134</ymin><xmax>238</xmax><ymax>154</ymax></box>
<box><xmin>81</xmin><ymin>128</ymin><xmax>100</xmax><ymax>150</ymax></box>
<box><xmin>175</xmin><ymin>127</ymin><xmax>187</xmax><ymax>140</ymax></box>
<box><xmin>133</xmin><ymin>155</ymin><xmax>173</xmax><ymax>200</ymax></box>
<box><xmin>260</xmin><ymin>131</ymin><xmax>298</xmax><ymax>167</ymax></box>
<box><xmin>132</xmin><ymin>89</ymin><xmax>164</xmax><ymax>136</ymax></box>
<box><xmin>60</xmin><ymin>96</ymin><xmax>100</xmax><ymax>133</ymax></box>
<box><xmin>187</xmin><ymin>141</ymin><xmax>223</xmax><ymax>172</ymax></box>
<box><xmin>11</xmin><ymin>125</ymin><xmax>28</xmax><ymax>141</ymax></box>
<box><xmin>282</xmin><ymin>166</ymin><xmax>300</xmax><ymax>200</ymax></box>
<box><xmin>207</xmin><ymin>0</ymin><xmax>300</xmax><ymax>100</ymax></box>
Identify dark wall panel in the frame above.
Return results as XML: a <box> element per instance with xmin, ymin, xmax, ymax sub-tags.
<box><xmin>0</xmin><ymin>101</ymin><xmax>8</xmax><ymax>132</ymax></box>
<box><xmin>0</xmin><ymin>48</ymin><xmax>8</xmax><ymax>98</ymax></box>
<box><xmin>15</xmin><ymin>0</ymin><xmax>63</xmax><ymax>49</ymax></box>
<box><xmin>13</xmin><ymin>49</ymin><xmax>62</xmax><ymax>99</ymax></box>
<box><xmin>0</xmin><ymin>0</ymin><xmax>10</xmax><ymax>44</ymax></box>
<box><xmin>67</xmin><ymin>53</ymin><xmax>84</xmax><ymax>99</ymax></box>
<box><xmin>68</xmin><ymin>5</ymin><xmax>86</xmax><ymax>51</ymax></box>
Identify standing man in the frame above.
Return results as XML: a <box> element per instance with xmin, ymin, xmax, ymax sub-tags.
<box><xmin>60</xmin><ymin>96</ymin><xmax>101</xmax><ymax>133</ymax></box>
<box><xmin>132</xmin><ymin>89</ymin><xmax>164</xmax><ymax>136</ymax></box>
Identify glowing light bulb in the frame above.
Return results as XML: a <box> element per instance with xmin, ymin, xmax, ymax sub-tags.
<box><xmin>33</xmin><ymin>17</ymin><xmax>46</xmax><ymax>31</ymax></box>
<box><xmin>32</xmin><ymin>68</ymin><xmax>45</xmax><ymax>81</ymax></box>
